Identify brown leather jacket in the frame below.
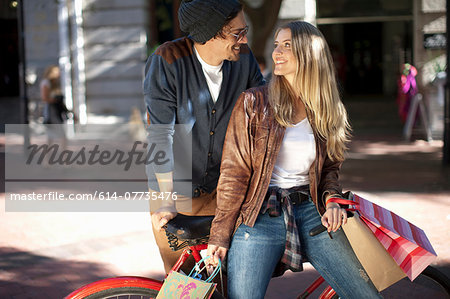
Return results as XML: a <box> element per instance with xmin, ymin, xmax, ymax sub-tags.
<box><xmin>208</xmin><ymin>85</ymin><xmax>343</xmax><ymax>249</ymax></box>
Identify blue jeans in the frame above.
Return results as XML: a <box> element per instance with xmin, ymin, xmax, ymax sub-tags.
<box><xmin>227</xmin><ymin>199</ymin><xmax>382</xmax><ymax>299</ymax></box>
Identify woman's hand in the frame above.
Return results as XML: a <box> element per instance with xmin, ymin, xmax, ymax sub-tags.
<box><xmin>206</xmin><ymin>244</ymin><xmax>228</xmax><ymax>272</ymax></box>
<box><xmin>321</xmin><ymin>202</ymin><xmax>347</xmax><ymax>232</ymax></box>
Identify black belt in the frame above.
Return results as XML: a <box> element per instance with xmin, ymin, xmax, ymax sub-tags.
<box><xmin>288</xmin><ymin>191</ymin><xmax>310</xmax><ymax>205</ymax></box>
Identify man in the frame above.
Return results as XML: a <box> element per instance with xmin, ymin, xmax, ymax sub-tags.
<box><xmin>143</xmin><ymin>0</ymin><xmax>265</xmax><ymax>273</ymax></box>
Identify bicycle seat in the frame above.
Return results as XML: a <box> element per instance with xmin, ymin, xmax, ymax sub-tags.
<box><xmin>165</xmin><ymin>214</ymin><xmax>214</xmax><ymax>240</ymax></box>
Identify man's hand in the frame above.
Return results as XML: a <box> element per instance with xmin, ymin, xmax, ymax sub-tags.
<box><xmin>149</xmin><ymin>172</ymin><xmax>176</xmax><ymax>231</ymax></box>
<box><xmin>151</xmin><ymin>208</ymin><xmax>177</xmax><ymax>231</ymax></box>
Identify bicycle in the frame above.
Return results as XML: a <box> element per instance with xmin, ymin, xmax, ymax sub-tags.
<box><xmin>65</xmin><ymin>214</ymin><xmax>450</xmax><ymax>299</ymax></box>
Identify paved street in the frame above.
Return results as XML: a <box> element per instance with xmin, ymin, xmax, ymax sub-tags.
<box><xmin>1</xmin><ymin>98</ymin><xmax>449</xmax><ymax>298</ymax></box>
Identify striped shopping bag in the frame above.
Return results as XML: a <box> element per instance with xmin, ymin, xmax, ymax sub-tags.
<box><xmin>330</xmin><ymin>193</ymin><xmax>437</xmax><ymax>281</ymax></box>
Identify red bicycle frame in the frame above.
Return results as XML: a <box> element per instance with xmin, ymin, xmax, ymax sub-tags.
<box><xmin>65</xmin><ymin>242</ymin><xmax>337</xmax><ymax>299</ymax></box>
<box><xmin>174</xmin><ymin>243</ymin><xmax>335</xmax><ymax>299</ymax></box>
<box><xmin>297</xmin><ymin>276</ymin><xmax>336</xmax><ymax>299</ymax></box>
<box><xmin>171</xmin><ymin>243</ymin><xmax>208</xmax><ymax>273</ymax></box>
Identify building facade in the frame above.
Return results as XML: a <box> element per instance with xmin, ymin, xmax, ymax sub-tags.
<box><xmin>0</xmin><ymin>0</ymin><xmax>446</xmax><ymax>136</ymax></box>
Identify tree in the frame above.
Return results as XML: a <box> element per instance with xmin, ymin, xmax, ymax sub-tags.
<box><xmin>242</xmin><ymin>0</ymin><xmax>283</xmax><ymax>59</ymax></box>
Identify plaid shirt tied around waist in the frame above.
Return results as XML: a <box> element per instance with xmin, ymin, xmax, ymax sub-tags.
<box><xmin>261</xmin><ymin>185</ymin><xmax>310</xmax><ymax>274</ymax></box>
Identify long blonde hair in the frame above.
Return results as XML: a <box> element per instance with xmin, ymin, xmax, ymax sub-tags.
<box><xmin>43</xmin><ymin>65</ymin><xmax>62</xmax><ymax>95</ymax></box>
<box><xmin>269</xmin><ymin>21</ymin><xmax>350</xmax><ymax>162</ymax></box>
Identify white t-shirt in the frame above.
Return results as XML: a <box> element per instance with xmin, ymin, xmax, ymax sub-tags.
<box><xmin>194</xmin><ymin>46</ymin><xmax>223</xmax><ymax>103</ymax></box>
<box><xmin>270</xmin><ymin>118</ymin><xmax>316</xmax><ymax>189</ymax></box>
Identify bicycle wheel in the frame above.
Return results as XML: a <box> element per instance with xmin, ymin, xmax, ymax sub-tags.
<box><xmin>64</xmin><ymin>276</ymin><xmax>161</xmax><ymax>299</ymax></box>
<box><xmin>84</xmin><ymin>287</ymin><xmax>158</xmax><ymax>299</ymax></box>
<box><xmin>381</xmin><ymin>266</ymin><xmax>450</xmax><ymax>298</ymax></box>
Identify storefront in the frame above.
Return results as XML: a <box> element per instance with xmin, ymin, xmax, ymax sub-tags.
<box><xmin>313</xmin><ymin>0</ymin><xmax>446</xmax><ymax>139</ymax></box>
<box><xmin>316</xmin><ymin>0</ymin><xmax>414</xmax><ymax>96</ymax></box>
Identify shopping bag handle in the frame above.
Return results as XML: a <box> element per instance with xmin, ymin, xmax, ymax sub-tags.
<box><xmin>188</xmin><ymin>255</ymin><xmax>222</xmax><ymax>283</ymax></box>
<box><xmin>327</xmin><ymin>197</ymin><xmax>359</xmax><ymax>210</ymax></box>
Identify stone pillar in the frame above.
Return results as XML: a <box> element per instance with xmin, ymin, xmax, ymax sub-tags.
<box><xmin>413</xmin><ymin>0</ymin><xmax>446</xmax><ymax>139</ymax></box>
<box><xmin>23</xmin><ymin>0</ymin><xmax>60</xmax><ymax>114</ymax></box>
<box><xmin>82</xmin><ymin>0</ymin><xmax>149</xmax><ymax>117</ymax></box>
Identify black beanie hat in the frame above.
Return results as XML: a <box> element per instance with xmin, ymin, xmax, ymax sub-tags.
<box><xmin>178</xmin><ymin>0</ymin><xmax>241</xmax><ymax>43</ymax></box>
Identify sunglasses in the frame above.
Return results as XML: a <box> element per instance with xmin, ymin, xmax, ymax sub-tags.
<box><xmin>227</xmin><ymin>26</ymin><xmax>249</xmax><ymax>42</ymax></box>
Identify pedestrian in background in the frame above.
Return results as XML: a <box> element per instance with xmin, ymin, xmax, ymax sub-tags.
<box><xmin>40</xmin><ymin>65</ymin><xmax>67</xmax><ymax>145</ymax></box>
<box><xmin>40</xmin><ymin>65</ymin><xmax>67</xmax><ymax>125</ymax></box>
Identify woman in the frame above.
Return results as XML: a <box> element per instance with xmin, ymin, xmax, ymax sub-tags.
<box><xmin>40</xmin><ymin>65</ymin><xmax>67</xmax><ymax>143</ymax></box>
<box><xmin>40</xmin><ymin>65</ymin><xmax>67</xmax><ymax>125</ymax></box>
<box><xmin>206</xmin><ymin>21</ymin><xmax>382</xmax><ymax>298</ymax></box>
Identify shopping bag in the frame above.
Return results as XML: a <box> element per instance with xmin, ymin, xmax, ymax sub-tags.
<box><xmin>156</xmin><ymin>256</ymin><xmax>221</xmax><ymax>299</ymax></box>
<box><xmin>330</xmin><ymin>192</ymin><xmax>437</xmax><ymax>281</ymax></box>
<box><xmin>342</xmin><ymin>213</ymin><xmax>406</xmax><ymax>291</ymax></box>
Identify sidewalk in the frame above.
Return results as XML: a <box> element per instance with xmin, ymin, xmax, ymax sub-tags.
<box><xmin>1</xmin><ymin>96</ymin><xmax>449</xmax><ymax>298</ymax></box>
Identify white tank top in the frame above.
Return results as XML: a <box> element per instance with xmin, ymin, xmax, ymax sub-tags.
<box><xmin>269</xmin><ymin>118</ymin><xmax>316</xmax><ymax>189</ymax></box>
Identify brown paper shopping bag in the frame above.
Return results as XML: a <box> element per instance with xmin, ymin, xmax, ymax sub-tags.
<box><xmin>330</xmin><ymin>193</ymin><xmax>437</xmax><ymax>281</ymax></box>
<box><xmin>343</xmin><ymin>214</ymin><xmax>406</xmax><ymax>291</ymax></box>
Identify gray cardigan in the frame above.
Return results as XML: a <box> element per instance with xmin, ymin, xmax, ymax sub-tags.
<box><xmin>143</xmin><ymin>37</ymin><xmax>264</xmax><ymax>196</ymax></box>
